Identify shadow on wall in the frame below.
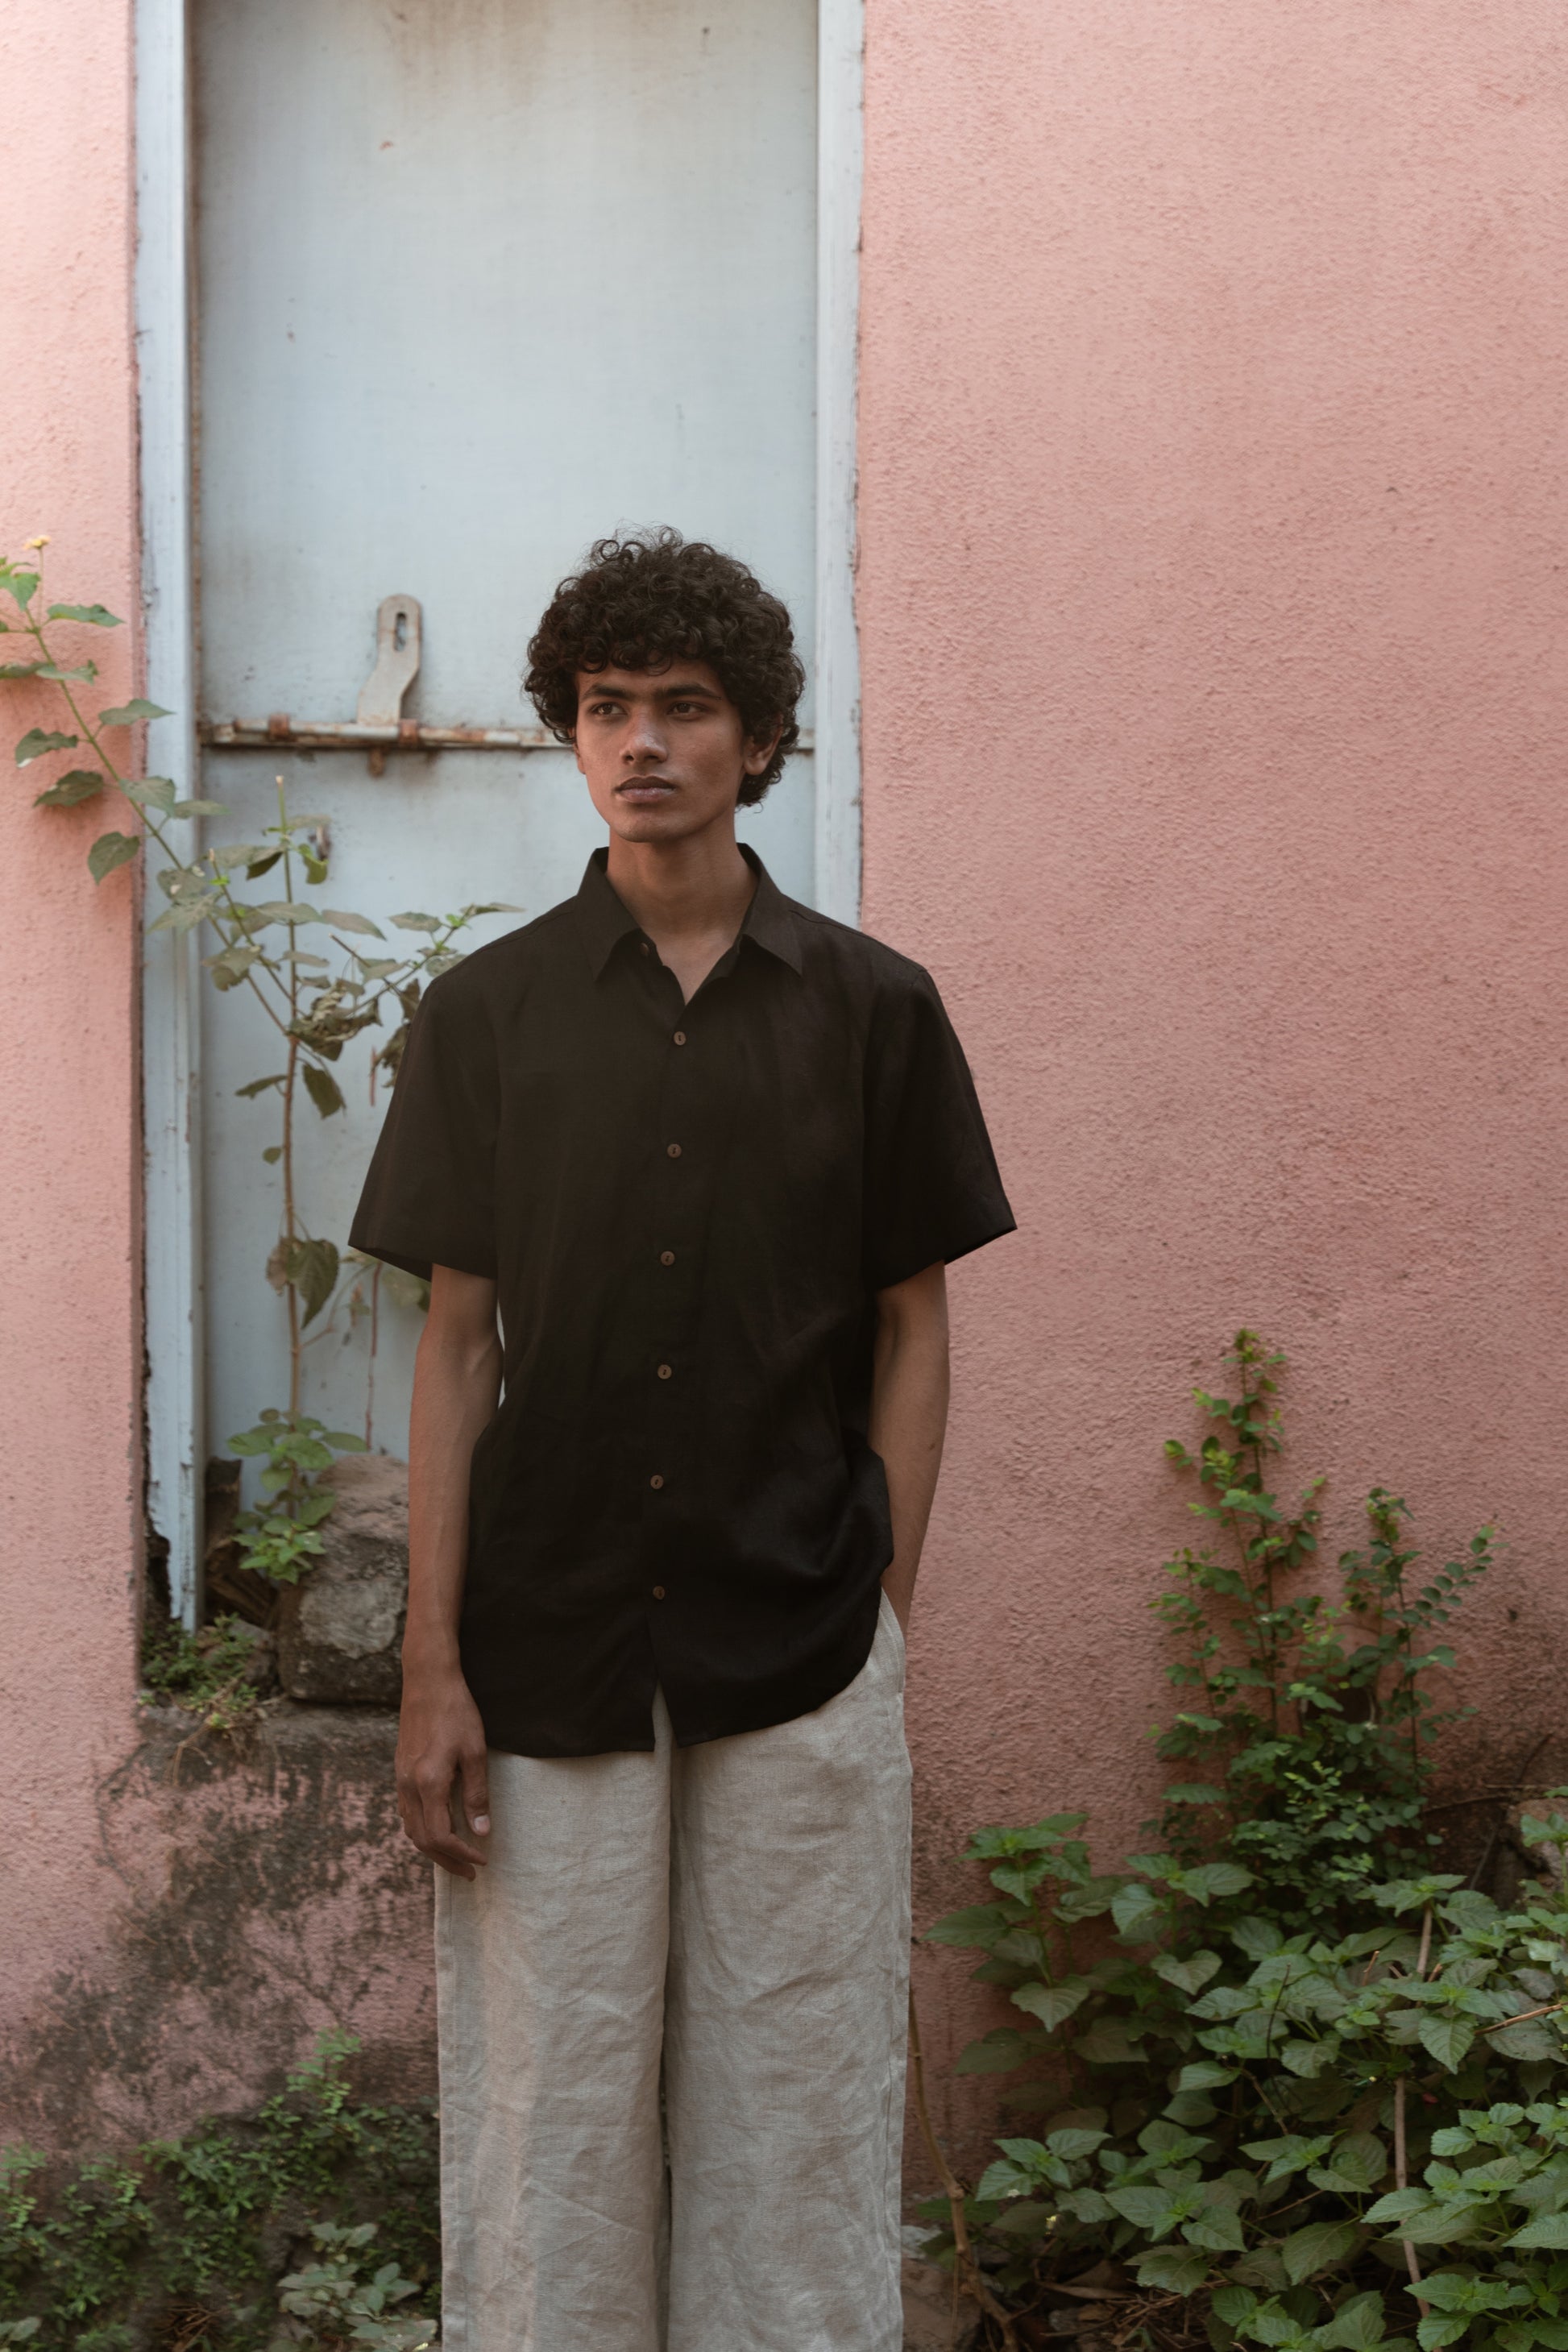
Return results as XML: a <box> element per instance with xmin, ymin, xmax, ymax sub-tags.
<box><xmin>1</xmin><ymin>1701</ymin><xmax>434</xmax><ymax>2155</ymax></box>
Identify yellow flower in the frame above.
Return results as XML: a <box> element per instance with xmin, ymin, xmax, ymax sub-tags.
<box><xmin>23</xmin><ymin>534</ymin><xmax>50</xmax><ymax>551</ymax></box>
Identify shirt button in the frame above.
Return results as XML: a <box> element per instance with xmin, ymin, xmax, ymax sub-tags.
<box><xmin>649</xmin><ymin>1474</ymin><xmax>665</xmax><ymax>1489</ymax></box>
<box><xmin>666</xmin><ymin>1142</ymin><xmax>682</xmax><ymax>1159</ymax></box>
<box><xmin>659</xmin><ymin>1250</ymin><xmax>675</xmax><ymax>1267</ymax></box>
<box><xmin>673</xmin><ymin>1030</ymin><xmax>687</xmax><ymax>1046</ymax></box>
<box><xmin>657</xmin><ymin>1363</ymin><xmax>673</xmax><ymax>1380</ymax></box>
<box><xmin>652</xmin><ymin>1585</ymin><xmax>666</xmax><ymax>1600</ymax></box>
<box><xmin>640</xmin><ymin>940</ymin><xmax>651</xmax><ymax>956</ymax></box>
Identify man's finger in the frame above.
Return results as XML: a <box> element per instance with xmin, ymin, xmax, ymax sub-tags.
<box><xmin>418</xmin><ymin>1779</ymin><xmax>487</xmax><ymax>1879</ymax></box>
<box><xmin>460</xmin><ymin>1745</ymin><xmax>492</xmax><ymax>1840</ymax></box>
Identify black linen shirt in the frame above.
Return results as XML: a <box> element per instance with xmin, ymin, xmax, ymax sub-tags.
<box><xmin>350</xmin><ymin>848</ymin><xmax>1014</xmax><ymax>1757</ymax></box>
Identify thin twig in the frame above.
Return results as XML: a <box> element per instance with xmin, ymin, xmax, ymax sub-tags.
<box><xmin>1392</xmin><ymin>1907</ymin><xmax>1432</xmax><ymax>2319</ymax></box>
<box><xmin>908</xmin><ymin>1988</ymin><xmax>1020</xmax><ymax>2351</ymax></box>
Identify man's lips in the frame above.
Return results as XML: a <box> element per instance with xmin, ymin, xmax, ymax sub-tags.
<box><xmin>616</xmin><ymin>778</ymin><xmax>678</xmax><ymax>800</ymax></box>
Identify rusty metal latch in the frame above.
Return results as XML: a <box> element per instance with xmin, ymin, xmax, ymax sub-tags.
<box><xmin>197</xmin><ymin>595</ymin><xmax>814</xmax><ymax>765</ymax></box>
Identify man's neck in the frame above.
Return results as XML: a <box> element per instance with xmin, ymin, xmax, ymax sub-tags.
<box><xmin>605</xmin><ymin>820</ymin><xmax>756</xmax><ymax>956</ymax></box>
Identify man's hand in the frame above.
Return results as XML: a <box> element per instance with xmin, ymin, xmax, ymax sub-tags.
<box><xmin>396</xmin><ymin>1661</ymin><xmax>492</xmax><ymax>1878</ymax></box>
<box><xmin>396</xmin><ymin>1263</ymin><xmax>504</xmax><ymax>1879</ymax></box>
<box><xmin>870</xmin><ymin>1259</ymin><xmax>951</xmax><ymax>1631</ymax></box>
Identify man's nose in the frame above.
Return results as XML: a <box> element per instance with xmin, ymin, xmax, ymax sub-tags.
<box><xmin>622</xmin><ymin>711</ymin><xmax>667</xmax><ymax>762</ymax></box>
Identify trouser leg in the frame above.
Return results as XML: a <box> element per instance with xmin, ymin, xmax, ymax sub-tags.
<box><xmin>663</xmin><ymin>1594</ymin><xmax>913</xmax><ymax>2352</ymax></box>
<box><xmin>436</xmin><ymin>1711</ymin><xmax>674</xmax><ymax>2352</ymax></box>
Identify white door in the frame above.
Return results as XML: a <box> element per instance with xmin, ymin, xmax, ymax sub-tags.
<box><xmin>193</xmin><ymin>0</ymin><xmax>823</xmax><ymax>1484</ymax></box>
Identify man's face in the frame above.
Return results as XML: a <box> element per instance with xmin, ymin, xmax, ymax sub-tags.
<box><xmin>574</xmin><ymin>660</ymin><xmax>778</xmax><ymax>844</ymax></box>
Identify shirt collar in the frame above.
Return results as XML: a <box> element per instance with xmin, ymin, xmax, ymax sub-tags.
<box><xmin>575</xmin><ymin>844</ymin><xmax>803</xmax><ymax>980</ymax></box>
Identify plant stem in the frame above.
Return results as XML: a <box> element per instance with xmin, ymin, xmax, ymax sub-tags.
<box><xmin>279</xmin><ymin>777</ymin><xmax>302</xmax><ymax>1424</ymax></box>
<box><xmin>907</xmin><ymin>1989</ymin><xmax>1021</xmax><ymax>2352</ymax></box>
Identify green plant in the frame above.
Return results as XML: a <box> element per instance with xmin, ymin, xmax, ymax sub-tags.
<box><xmin>139</xmin><ymin>1612</ymin><xmax>273</xmax><ymax>1732</ymax></box>
<box><xmin>268</xmin><ymin>2222</ymin><xmax>435</xmax><ymax>2350</ymax></box>
<box><xmin>1153</xmin><ymin>1333</ymin><xmax>1492</xmax><ymax>1925</ymax></box>
<box><xmin>0</xmin><ymin>2035</ymin><xmax>438</xmax><ymax>2350</ymax></box>
<box><xmin>914</xmin><ymin>1337</ymin><xmax>1561</xmax><ymax>2352</ymax></box>
<box><xmin>2</xmin><ymin>546</ymin><xmax>512</xmax><ymax>1584</ymax></box>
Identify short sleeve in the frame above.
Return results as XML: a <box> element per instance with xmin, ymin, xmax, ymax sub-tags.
<box><xmin>349</xmin><ymin>969</ymin><xmax>498</xmax><ymax>1281</ymax></box>
<box><xmin>862</xmin><ymin>967</ymin><xmax>1016</xmax><ymax>1292</ymax></box>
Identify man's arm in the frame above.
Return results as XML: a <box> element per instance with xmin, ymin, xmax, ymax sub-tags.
<box><xmin>869</xmin><ymin>1260</ymin><xmax>951</xmax><ymax>1632</ymax></box>
<box><xmin>396</xmin><ymin>1263</ymin><xmax>504</xmax><ymax>1879</ymax></box>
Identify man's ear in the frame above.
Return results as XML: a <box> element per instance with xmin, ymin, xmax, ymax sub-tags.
<box><xmin>742</xmin><ymin>721</ymin><xmax>782</xmax><ymax>777</ymax></box>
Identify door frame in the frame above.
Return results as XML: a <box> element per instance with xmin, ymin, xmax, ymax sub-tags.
<box><xmin>135</xmin><ymin>0</ymin><xmax>866</xmax><ymax>1620</ymax></box>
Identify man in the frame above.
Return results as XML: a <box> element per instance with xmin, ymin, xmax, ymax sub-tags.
<box><xmin>351</xmin><ymin>529</ymin><xmax>1014</xmax><ymax>2352</ymax></box>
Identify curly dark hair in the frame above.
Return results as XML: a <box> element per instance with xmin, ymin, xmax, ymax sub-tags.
<box><xmin>524</xmin><ymin>529</ymin><xmax>805</xmax><ymax>804</ymax></box>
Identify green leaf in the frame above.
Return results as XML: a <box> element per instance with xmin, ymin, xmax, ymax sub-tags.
<box><xmin>302</xmin><ymin>1064</ymin><xmax>346</xmax><ymax>1119</ymax></box>
<box><xmin>235</xmin><ymin>1074</ymin><xmax>288</xmax><ymax>1099</ymax></box>
<box><xmin>282</xmin><ymin>1238</ymin><xmax>340</xmax><ymax>1327</ymax></box>
<box><xmin>243</xmin><ymin>900</ymin><xmax>322</xmax><ymax>927</ymax></box>
<box><xmin>1105</xmin><ymin>2184</ymin><xmax>1179</xmax><ymax>2231</ymax></box>
<box><xmin>2</xmin><ymin>568</ymin><xmax>40</xmax><ymax>608</ymax></box>
<box><xmin>172</xmin><ymin>798</ymin><xmax>226</xmax><ymax>819</ymax></box>
<box><xmin>1490</xmin><ymin>2020</ymin><xmax>1562</xmax><ymax>2062</ymax></box>
<box><xmin>1280</xmin><ymin>2220</ymin><xmax>1361</xmax><ymax>2283</ymax></box>
<box><xmin>1508</xmin><ymin>2215</ymin><xmax>1568</xmax><ymax>2250</ymax></box>
<box><xmin>1415</xmin><ymin>2320</ymin><xmax>1467</xmax><ymax>2351</ymax></box>
<box><xmin>1013</xmin><ymin>1977</ymin><xmax>1091</xmax><ymax>2031</ymax></box>
<box><xmin>35</xmin><ymin>661</ymin><xmax>97</xmax><ymax>682</ymax></box>
<box><xmin>0</xmin><ymin>661</ymin><xmax>44</xmax><ymax>678</ymax></box>
<box><xmin>1057</xmin><ymin>2187</ymin><xmax>1115</xmax><ymax>2222</ymax></box>
<box><xmin>147</xmin><ymin>893</ymin><xmax>218</xmax><ymax>934</ymax></box>
<box><xmin>1418</xmin><ymin>2014</ymin><xmax>1475</xmax><ymax>2073</ymax></box>
<box><xmin>1309</xmin><ymin>2134</ymin><xmax>1388</xmax><ymax>2193</ymax></box>
<box><xmin>322</xmin><ymin>1431</ymin><xmax>369</xmax><ymax>1451</ymax></box>
<box><xmin>1155</xmin><ymin>1949</ymin><xmax>1223</xmax><ymax>1995</ymax></box>
<box><xmin>32</xmin><ymin>767</ymin><xmax>105</xmax><ymax>807</ymax></box>
<box><xmin>1185</xmin><ymin>2206</ymin><xmax>1247</xmax><ymax>2254</ymax></box>
<box><xmin>1046</xmin><ymin>2126</ymin><xmax>1108</xmax><ymax>2160</ymax></box>
<box><xmin>1213</xmin><ymin>2288</ymin><xmax>1260</xmax><ymax>2329</ymax></box>
<box><xmin>1177</xmin><ymin>2060</ymin><xmax>1238</xmax><ymax>2093</ymax></box>
<box><xmin>1364</xmin><ymin>2189</ymin><xmax>1430</xmax><ymax>2227</ymax></box>
<box><xmin>1232</xmin><ymin>1919</ymin><xmax>1286</xmax><ymax>1960</ymax></box>
<box><xmin>322</xmin><ymin>907</ymin><xmax>386</xmax><ymax>938</ymax></box>
<box><xmin>98</xmin><ymin>699</ymin><xmax>172</xmax><ymax>725</ymax></box>
<box><xmin>124</xmin><ymin>775</ymin><xmax>177</xmax><ymax>813</ymax></box>
<box><xmin>1178</xmin><ymin>1862</ymin><xmax>1255</xmax><ymax>1904</ymax></box>
<box><xmin>88</xmin><ymin>831</ymin><xmax>140</xmax><ymax>882</ymax></box>
<box><xmin>1074</xmin><ymin>2015</ymin><xmax>1147</xmax><ymax>2064</ymax></box>
<box><xmin>262</xmin><ymin>1146</ymin><xmax>283</xmax><ymax>1164</ymax></box>
<box><xmin>390</xmin><ymin>911</ymin><xmax>442</xmax><ymax>932</ymax></box>
<box><xmin>955</xmin><ymin>2029</ymin><xmax>1033</xmax><ymax>2075</ymax></box>
<box><xmin>1321</xmin><ymin>2292</ymin><xmax>1389</xmax><ymax>2350</ymax></box>
<box><xmin>1134</xmin><ymin>2247</ymin><xmax>1212</xmax><ymax>2295</ymax></box>
<box><xmin>924</xmin><ymin>1903</ymin><xmax>1020</xmax><ymax>1949</ymax></box>
<box><xmin>15</xmin><ymin>727</ymin><xmax>78</xmax><ymax>765</ymax></box>
<box><xmin>379</xmin><ymin>1263</ymin><xmax>430</xmax><ymax>1313</ymax></box>
<box><xmin>1165</xmin><ymin>1784</ymin><xmax>1227</xmax><ymax>1806</ymax></box>
<box><xmin>1113</xmin><ymin>1881</ymin><xmax>1168</xmax><ymax>1935</ymax></box>
<box><xmin>47</xmin><ymin>602</ymin><xmax>122</xmax><ymax>627</ymax></box>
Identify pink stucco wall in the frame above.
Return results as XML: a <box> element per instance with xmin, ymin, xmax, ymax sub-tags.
<box><xmin>0</xmin><ymin>0</ymin><xmax>147</xmax><ymax>2083</ymax></box>
<box><xmin>860</xmin><ymin>0</ymin><xmax>1568</xmax><ymax>2159</ymax></box>
<box><xmin>5</xmin><ymin>0</ymin><xmax>1566</xmax><ymax>2172</ymax></box>
<box><xmin>0</xmin><ymin>0</ymin><xmax>435</xmax><ymax>2150</ymax></box>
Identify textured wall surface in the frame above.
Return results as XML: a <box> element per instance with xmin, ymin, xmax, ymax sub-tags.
<box><xmin>0</xmin><ymin>0</ymin><xmax>150</xmax><ymax>2113</ymax></box>
<box><xmin>0</xmin><ymin>0</ymin><xmax>435</xmax><ymax>2152</ymax></box>
<box><xmin>858</xmin><ymin>0</ymin><xmax>1568</xmax><ymax>2163</ymax></box>
<box><xmin>6</xmin><ymin>0</ymin><xmax>1567</xmax><ymax>2175</ymax></box>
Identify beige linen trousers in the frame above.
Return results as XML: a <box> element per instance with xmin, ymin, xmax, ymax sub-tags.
<box><xmin>434</xmin><ymin>1593</ymin><xmax>913</xmax><ymax>2352</ymax></box>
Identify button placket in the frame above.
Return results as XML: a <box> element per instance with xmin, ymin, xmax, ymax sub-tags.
<box><xmin>641</xmin><ymin>981</ymin><xmax>709</xmax><ymax>1525</ymax></box>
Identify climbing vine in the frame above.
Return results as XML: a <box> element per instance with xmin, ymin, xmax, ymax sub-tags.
<box><xmin>2</xmin><ymin>545</ymin><xmax>513</xmax><ymax>1588</ymax></box>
